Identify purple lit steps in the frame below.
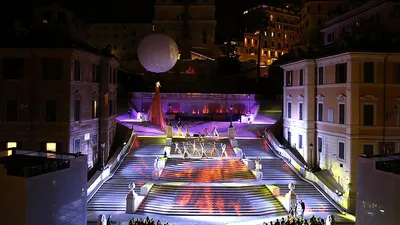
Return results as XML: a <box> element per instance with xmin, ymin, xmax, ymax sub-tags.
<box><xmin>275</xmin><ymin>184</ymin><xmax>338</xmax><ymax>213</ymax></box>
<box><xmin>160</xmin><ymin>158</ymin><xmax>256</xmax><ymax>183</ymax></box>
<box><xmin>138</xmin><ymin>185</ymin><xmax>287</xmax><ymax>216</ymax></box>
<box><xmin>87</xmin><ymin>157</ymin><xmax>154</xmax><ymax>212</ymax></box>
<box><xmin>87</xmin><ymin>183</ymin><xmax>143</xmax><ymax>211</ymax></box>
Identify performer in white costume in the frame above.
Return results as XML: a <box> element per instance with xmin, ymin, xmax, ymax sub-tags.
<box><xmin>174</xmin><ymin>142</ymin><xmax>182</xmax><ymax>154</ymax></box>
<box><xmin>183</xmin><ymin>143</ymin><xmax>190</xmax><ymax>159</ymax></box>
<box><xmin>210</xmin><ymin>142</ymin><xmax>218</xmax><ymax>156</ymax></box>
<box><xmin>212</xmin><ymin>125</ymin><xmax>219</xmax><ymax>136</ymax></box>
<box><xmin>185</xmin><ymin>125</ymin><xmax>190</xmax><ymax>138</ymax></box>
<box><xmin>200</xmin><ymin>143</ymin><xmax>208</xmax><ymax>158</ymax></box>
<box><xmin>191</xmin><ymin>140</ymin><xmax>200</xmax><ymax>155</ymax></box>
<box><xmin>221</xmin><ymin>143</ymin><xmax>228</xmax><ymax>158</ymax></box>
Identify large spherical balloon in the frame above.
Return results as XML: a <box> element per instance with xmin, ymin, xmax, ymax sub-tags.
<box><xmin>138</xmin><ymin>34</ymin><xmax>179</xmax><ymax>73</ymax></box>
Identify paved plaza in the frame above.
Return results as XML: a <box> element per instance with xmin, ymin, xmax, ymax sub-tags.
<box><xmin>87</xmin><ymin>112</ymin><xmax>354</xmax><ymax>225</ymax></box>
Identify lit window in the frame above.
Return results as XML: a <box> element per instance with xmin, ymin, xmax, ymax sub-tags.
<box><xmin>284</xmin><ymin>34</ymin><xmax>287</xmax><ymax>39</ymax></box>
<box><xmin>152</xmin><ymin>25</ymin><xmax>155</xmax><ymax>32</ymax></box>
<box><xmin>46</xmin><ymin>142</ymin><xmax>57</xmax><ymax>152</ymax></box>
<box><xmin>42</xmin><ymin>20</ymin><xmax>48</xmax><ymax>24</ymax></box>
<box><xmin>7</xmin><ymin>142</ymin><xmax>17</xmax><ymax>156</ymax></box>
<box><xmin>264</xmin><ymin>31</ymin><xmax>267</xmax><ymax>36</ymax></box>
<box><xmin>271</xmin><ymin>32</ymin><xmax>275</xmax><ymax>37</ymax></box>
<box><xmin>270</xmin><ymin>15</ymin><xmax>274</xmax><ymax>21</ymax></box>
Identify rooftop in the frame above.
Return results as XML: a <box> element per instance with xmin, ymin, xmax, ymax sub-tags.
<box><xmin>0</xmin><ymin>34</ymin><xmax>118</xmax><ymax>60</ymax></box>
<box><xmin>243</xmin><ymin>4</ymin><xmax>300</xmax><ymax>16</ymax></box>
<box><xmin>322</xmin><ymin>0</ymin><xmax>398</xmax><ymax>30</ymax></box>
<box><xmin>0</xmin><ymin>151</ymin><xmax>80</xmax><ymax>178</ymax></box>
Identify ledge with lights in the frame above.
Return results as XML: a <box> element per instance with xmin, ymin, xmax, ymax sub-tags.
<box><xmin>264</xmin><ymin>129</ymin><xmax>354</xmax><ymax>219</ymax></box>
<box><xmin>87</xmin><ymin>129</ymin><xmax>137</xmax><ymax>201</ymax></box>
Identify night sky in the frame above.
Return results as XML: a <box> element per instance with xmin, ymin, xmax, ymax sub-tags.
<box><xmin>9</xmin><ymin>0</ymin><xmax>299</xmax><ymax>42</ymax></box>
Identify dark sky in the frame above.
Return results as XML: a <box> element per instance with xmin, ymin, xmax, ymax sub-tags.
<box><xmin>10</xmin><ymin>0</ymin><xmax>299</xmax><ymax>42</ymax></box>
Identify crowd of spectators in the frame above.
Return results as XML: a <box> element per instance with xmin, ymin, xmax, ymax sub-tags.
<box><xmin>128</xmin><ymin>216</ymin><xmax>173</xmax><ymax>225</ymax></box>
<box><xmin>264</xmin><ymin>215</ymin><xmax>325</xmax><ymax>225</ymax></box>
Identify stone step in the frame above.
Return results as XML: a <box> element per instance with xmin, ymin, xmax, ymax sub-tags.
<box><xmin>112</xmin><ymin>157</ymin><xmax>155</xmax><ymax>181</ymax></box>
<box><xmin>160</xmin><ymin>158</ymin><xmax>255</xmax><ymax>182</ymax></box>
<box><xmin>257</xmin><ymin>159</ymin><xmax>302</xmax><ymax>181</ymax></box>
<box><xmin>129</xmin><ymin>137</ymin><xmax>167</xmax><ymax>157</ymax></box>
<box><xmin>138</xmin><ymin>185</ymin><xmax>286</xmax><ymax>216</ymax></box>
<box><xmin>87</xmin><ymin>183</ymin><xmax>143</xmax><ymax>211</ymax></box>
<box><xmin>276</xmin><ymin>184</ymin><xmax>339</xmax><ymax>212</ymax></box>
<box><xmin>237</xmin><ymin>139</ymin><xmax>277</xmax><ymax>159</ymax></box>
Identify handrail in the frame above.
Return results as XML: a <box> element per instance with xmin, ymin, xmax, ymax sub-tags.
<box><xmin>87</xmin><ymin>130</ymin><xmax>136</xmax><ymax>201</ymax></box>
<box><xmin>264</xmin><ymin>132</ymin><xmax>350</xmax><ymax>214</ymax></box>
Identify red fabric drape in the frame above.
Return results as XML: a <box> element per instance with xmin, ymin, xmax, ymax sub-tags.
<box><xmin>148</xmin><ymin>82</ymin><xmax>167</xmax><ymax>132</ymax></box>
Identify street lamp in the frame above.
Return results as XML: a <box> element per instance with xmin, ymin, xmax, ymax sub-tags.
<box><xmin>101</xmin><ymin>142</ymin><xmax>106</xmax><ymax>169</ymax></box>
<box><xmin>141</xmin><ymin>92</ymin><xmax>144</xmax><ymax>112</ymax></box>
<box><xmin>247</xmin><ymin>94</ymin><xmax>250</xmax><ymax>114</ymax></box>
<box><xmin>229</xmin><ymin>105</ymin><xmax>233</xmax><ymax>128</ymax></box>
<box><xmin>309</xmin><ymin>143</ymin><xmax>314</xmax><ymax>170</ymax></box>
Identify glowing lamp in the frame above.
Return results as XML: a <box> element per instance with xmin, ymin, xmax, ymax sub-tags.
<box><xmin>138</xmin><ymin>34</ymin><xmax>179</xmax><ymax>73</ymax></box>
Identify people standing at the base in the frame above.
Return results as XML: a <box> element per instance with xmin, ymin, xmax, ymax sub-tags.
<box><xmin>299</xmin><ymin>199</ymin><xmax>305</xmax><ymax>217</ymax></box>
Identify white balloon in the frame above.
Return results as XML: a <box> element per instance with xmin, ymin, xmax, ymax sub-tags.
<box><xmin>138</xmin><ymin>34</ymin><xmax>179</xmax><ymax>73</ymax></box>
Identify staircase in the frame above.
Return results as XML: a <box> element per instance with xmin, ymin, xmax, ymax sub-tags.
<box><xmin>112</xmin><ymin>157</ymin><xmax>155</xmax><ymax>181</ymax></box>
<box><xmin>276</xmin><ymin>184</ymin><xmax>338</xmax><ymax>213</ymax></box>
<box><xmin>87</xmin><ymin>182</ymin><xmax>143</xmax><ymax>211</ymax></box>
<box><xmin>161</xmin><ymin>158</ymin><xmax>255</xmax><ymax>182</ymax></box>
<box><xmin>259</xmin><ymin>159</ymin><xmax>303</xmax><ymax>182</ymax></box>
<box><xmin>88</xmin><ymin>157</ymin><xmax>154</xmax><ymax>212</ymax></box>
<box><xmin>237</xmin><ymin>139</ymin><xmax>276</xmax><ymax>159</ymax></box>
<box><xmin>138</xmin><ymin>185</ymin><xmax>287</xmax><ymax>216</ymax></box>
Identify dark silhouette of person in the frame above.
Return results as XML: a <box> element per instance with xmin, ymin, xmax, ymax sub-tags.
<box><xmin>300</xmin><ymin>199</ymin><xmax>306</xmax><ymax>217</ymax></box>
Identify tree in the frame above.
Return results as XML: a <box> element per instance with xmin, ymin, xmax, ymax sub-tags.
<box><xmin>220</xmin><ymin>40</ymin><xmax>240</xmax><ymax>59</ymax></box>
<box><xmin>217</xmin><ymin>40</ymin><xmax>241</xmax><ymax>76</ymax></box>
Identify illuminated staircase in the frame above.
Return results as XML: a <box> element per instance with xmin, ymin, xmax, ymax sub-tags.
<box><xmin>160</xmin><ymin>158</ymin><xmax>256</xmax><ymax>182</ymax></box>
<box><xmin>259</xmin><ymin>159</ymin><xmax>302</xmax><ymax>182</ymax></box>
<box><xmin>87</xmin><ymin>157</ymin><xmax>154</xmax><ymax>211</ymax></box>
<box><xmin>87</xmin><ymin>182</ymin><xmax>143</xmax><ymax>211</ymax></box>
<box><xmin>138</xmin><ymin>184</ymin><xmax>287</xmax><ymax>216</ymax></box>
<box><xmin>112</xmin><ymin>157</ymin><xmax>155</xmax><ymax>181</ymax></box>
<box><xmin>275</xmin><ymin>184</ymin><xmax>338</xmax><ymax>213</ymax></box>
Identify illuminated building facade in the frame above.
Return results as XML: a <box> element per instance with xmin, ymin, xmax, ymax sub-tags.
<box><xmin>321</xmin><ymin>0</ymin><xmax>400</xmax><ymax>46</ymax></box>
<box><xmin>153</xmin><ymin>0</ymin><xmax>218</xmax><ymax>58</ymax></box>
<box><xmin>240</xmin><ymin>4</ymin><xmax>300</xmax><ymax>71</ymax></box>
<box><xmin>298</xmin><ymin>0</ymin><xmax>354</xmax><ymax>50</ymax></box>
<box><xmin>87</xmin><ymin>23</ymin><xmax>153</xmax><ymax>61</ymax></box>
<box><xmin>281</xmin><ymin>52</ymin><xmax>400</xmax><ymax>212</ymax></box>
<box><xmin>0</xmin><ymin>3</ymin><xmax>120</xmax><ymax>169</ymax></box>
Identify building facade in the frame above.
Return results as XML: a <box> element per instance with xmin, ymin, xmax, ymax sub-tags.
<box><xmin>241</xmin><ymin>4</ymin><xmax>300</xmax><ymax>67</ymax></box>
<box><xmin>298</xmin><ymin>0</ymin><xmax>354</xmax><ymax>49</ymax></box>
<box><xmin>281</xmin><ymin>52</ymin><xmax>400</xmax><ymax>212</ymax></box>
<box><xmin>321</xmin><ymin>0</ymin><xmax>400</xmax><ymax>46</ymax></box>
<box><xmin>30</xmin><ymin>3</ymin><xmax>88</xmax><ymax>43</ymax></box>
<box><xmin>87</xmin><ymin>23</ymin><xmax>153</xmax><ymax>61</ymax></box>
<box><xmin>0</xmin><ymin>151</ymin><xmax>87</xmax><ymax>225</ymax></box>
<box><xmin>0</xmin><ymin>47</ymin><xmax>119</xmax><ymax>169</ymax></box>
<box><xmin>153</xmin><ymin>0</ymin><xmax>218</xmax><ymax>57</ymax></box>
